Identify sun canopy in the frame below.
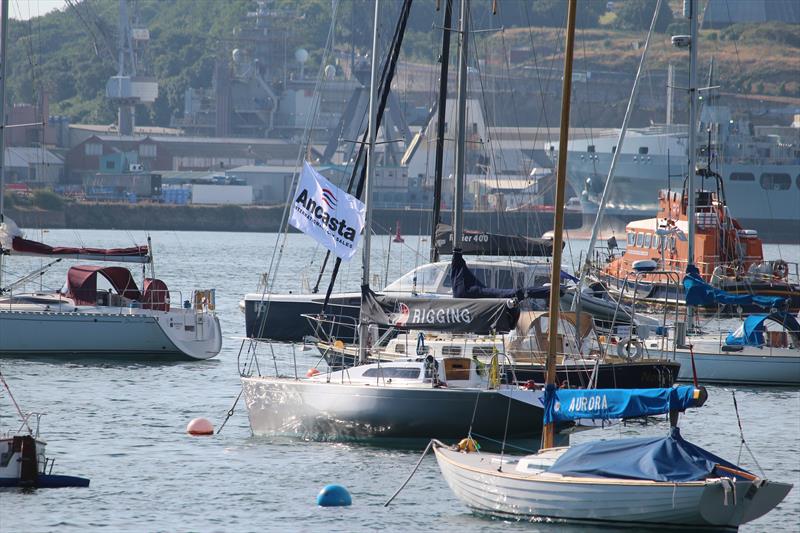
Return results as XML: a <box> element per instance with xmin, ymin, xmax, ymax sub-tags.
<box><xmin>67</xmin><ymin>265</ymin><xmax>142</xmax><ymax>305</ymax></box>
<box><xmin>725</xmin><ymin>313</ymin><xmax>800</xmax><ymax>347</ymax></box>
<box><xmin>683</xmin><ymin>265</ymin><xmax>785</xmax><ymax>309</ymax></box>
<box><xmin>547</xmin><ymin>427</ymin><xmax>749</xmax><ymax>482</ymax></box>
<box><xmin>543</xmin><ymin>384</ymin><xmax>702</xmax><ymax>425</ymax></box>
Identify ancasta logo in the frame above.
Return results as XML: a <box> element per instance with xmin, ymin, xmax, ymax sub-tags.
<box><xmin>321</xmin><ymin>188</ymin><xmax>337</xmax><ymax>209</ymax></box>
<box><xmin>294</xmin><ymin>188</ymin><xmax>357</xmax><ymax>242</ymax></box>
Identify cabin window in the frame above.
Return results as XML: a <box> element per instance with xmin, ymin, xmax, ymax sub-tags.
<box><xmin>653</xmin><ymin>235</ymin><xmax>661</xmax><ymax>250</ymax></box>
<box><xmin>394</xmin><ymin>343</ymin><xmax>405</xmax><ymax>354</ymax></box>
<box><xmin>139</xmin><ymin>144</ymin><xmax>157</xmax><ymax>158</ymax></box>
<box><xmin>472</xmin><ymin>268</ymin><xmax>492</xmax><ymax>287</ymax></box>
<box><xmin>587</xmin><ymin>145</ymin><xmax>596</xmax><ymax>153</ymax></box>
<box><xmin>105</xmin><ymin>160</ymin><xmax>116</xmax><ymax>170</ymax></box>
<box><xmin>627</xmin><ymin>233</ymin><xmax>635</xmax><ymax>246</ymax></box>
<box><xmin>644</xmin><ymin>233</ymin><xmax>652</xmax><ymax>248</ymax></box>
<box><xmin>636</xmin><ymin>233</ymin><xmax>644</xmax><ymax>247</ymax></box>
<box><xmin>638</xmin><ymin>146</ymin><xmax>649</xmax><ymax>155</ymax></box>
<box><xmin>497</xmin><ymin>270</ymin><xmax>514</xmax><ymax>289</ymax></box>
<box><xmin>730</xmin><ymin>172</ymin><xmax>754</xmax><ymax>182</ymax></box>
<box><xmin>362</xmin><ymin>367</ymin><xmax>421</xmax><ymax>379</ymax></box>
<box><xmin>760</xmin><ymin>173</ymin><xmax>791</xmax><ymax>191</ymax></box>
<box><xmin>611</xmin><ymin>146</ymin><xmax>616</xmax><ymax>154</ymax></box>
<box><xmin>442</xmin><ymin>346</ymin><xmax>462</xmax><ymax>356</ymax></box>
<box><xmin>472</xmin><ymin>346</ymin><xmax>495</xmax><ymax>358</ymax></box>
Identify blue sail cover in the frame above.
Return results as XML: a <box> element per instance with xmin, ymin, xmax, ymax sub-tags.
<box><xmin>450</xmin><ymin>250</ymin><xmax>554</xmax><ymax>300</ymax></box>
<box><xmin>547</xmin><ymin>427</ymin><xmax>750</xmax><ymax>482</ymax></box>
<box><xmin>683</xmin><ymin>265</ymin><xmax>786</xmax><ymax>309</ymax></box>
<box><xmin>543</xmin><ymin>384</ymin><xmax>700</xmax><ymax>425</ymax></box>
<box><xmin>725</xmin><ymin>312</ymin><xmax>800</xmax><ymax>347</ymax></box>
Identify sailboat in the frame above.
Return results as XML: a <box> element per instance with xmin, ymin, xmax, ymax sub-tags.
<box><xmin>241</xmin><ymin>0</ymin><xmax>565</xmax><ymax>443</ymax></box>
<box><xmin>0</xmin><ymin>2</ymin><xmax>221</xmax><ymax>360</ymax></box>
<box><xmin>432</xmin><ymin>1</ymin><xmax>792</xmax><ymax>528</ymax></box>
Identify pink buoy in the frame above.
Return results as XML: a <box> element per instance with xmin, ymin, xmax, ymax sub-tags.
<box><xmin>187</xmin><ymin>417</ymin><xmax>214</xmax><ymax>436</ymax></box>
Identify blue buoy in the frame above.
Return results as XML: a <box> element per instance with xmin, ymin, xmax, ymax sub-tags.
<box><xmin>317</xmin><ymin>484</ymin><xmax>352</xmax><ymax>507</ymax></box>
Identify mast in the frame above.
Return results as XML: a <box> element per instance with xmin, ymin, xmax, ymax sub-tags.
<box><xmin>542</xmin><ymin>0</ymin><xmax>576</xmax><ymax>450</ymax></box>
<box><xmin>430</xmin><ymin>0</ymin><xmax>452</xmax><ymax>263</ymax></box>
<box><xmin>452</xmin><ymin>0</ymin><xmax>469</xmax><ymax>250</ymax></box>
<box><xmin>358</xmin><ymin>0</ymin><xmax>380</xmax><ymax>364</ymax></box>
<box><xmin>0</xmin><ymin>0</ymin><xmax>8</xmax><ymax>223</ymax></box>
<box><xmin>686</xmin><ymin>0</ymin><xmax>698</xmax><ymax>329</ymax></box>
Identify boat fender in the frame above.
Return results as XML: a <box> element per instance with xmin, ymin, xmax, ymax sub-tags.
<box><xmin>772</xmin><ymin>260</ymin><xmax>789</xmax><ymax>280</ymax></box>
<box><xmin>616</xmin><ymin>338</ymin><xmax>642</xmax><ymax>360</ymax></box>
<box><xmin>456</xmin><ymin>437</ymin><xmax>479</xmax><ymax>453</ymax></box>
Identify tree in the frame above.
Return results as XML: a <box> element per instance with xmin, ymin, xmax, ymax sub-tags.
<box><xmin>613</xmin><ymin>0</ymin><xmax>674</xmax><ymax>33</ymax></box>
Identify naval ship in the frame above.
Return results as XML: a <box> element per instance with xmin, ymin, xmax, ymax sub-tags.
<box><xmin>547</xmin><ymin>102</ymin><xmax>800</xmax><ymax>242</ymax></box>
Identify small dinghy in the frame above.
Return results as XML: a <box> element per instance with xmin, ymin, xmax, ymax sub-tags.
<box><xmin>0</xmin><ymin>371</ymin><xmax>89</xmax><ymax>488</ymax></box>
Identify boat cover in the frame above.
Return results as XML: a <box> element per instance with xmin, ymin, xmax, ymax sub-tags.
<box><xmin>683</xmin><ymin>265</ymin><xmax>786</xmax><ymax>309</ymax></box>
<box><xmin>542</xmin><ymin>384</ymin><xmax>701</xmax><ymax>425</ymax></box>
<box><xmin>67</xmin><ymin>265</ymin><xmax>142</xmax><ymax>305</ymax></box>
<box><xmin>725</xmin><ymin>312</ymin><xmax>800</xmax><ymax>347</ymax></box>
<box><xmin>435</xmin><ymin>223</ymin><xmax>558</xmax><ymax>257</ymax></box>
<box><xmin>547</xmin><ymin>426</ymin><xmax>749</xmax><ymax>482</ymax></box>
<box><xmin>361</xmin><ymin>285</ymin><xmax>520</xmax><ymax>333</ymax></box>
<box><xmin>450</xmin><ymin>250</ymin><xmax>555</xmax><ymax>300</ymax></box>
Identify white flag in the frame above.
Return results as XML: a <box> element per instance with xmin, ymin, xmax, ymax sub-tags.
<box><xmin>288</xmin><ymin>162</ymin><xmax>366</xmax><ymax>260</ymax></box>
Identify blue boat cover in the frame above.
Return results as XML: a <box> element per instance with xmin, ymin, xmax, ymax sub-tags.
<box><xmin>547</xmin><ymin>427</ymin><xmax>749</xmax><ymax>482</ymax></box>
<box><xmin>450</xmin><ymin>250</ymin><xmax>555</xmax><ymax>300</ymax></box>
<box><xmin>725</xmin><ymin>312</ymin><xmax>800</xmax><ymax>347</ymax></box>
<box><xmin>683</xmin><ymin>265</ymin><xmax>786</xmax><ymax>309</ymax></box>
<box><xmin>543</xmin><ymin>384</ymin><xmax>700</xmax><ymax>425</ymax></box>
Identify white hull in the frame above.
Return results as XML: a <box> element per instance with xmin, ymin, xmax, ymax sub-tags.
<box><xmin>0</xmin><ymin>307</ymin><xmax>222</xmax><ymax>360</ymax></box>
<box><xmin>434</xmin><ymin>444</ymin><xmax>792</xmax><ymax>529</ymax></box>
<box><xmin>645</xmin><ymin>339</ymin><xmax>800</xmax><ymax>386</ymax></box>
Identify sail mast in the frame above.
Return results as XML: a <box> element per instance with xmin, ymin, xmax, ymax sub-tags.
<box><xmin>430</xmin><ymin>0</ymin><xmax>452</xmax><ymax>263</ymax></box>
<box><xmin>686</xmin><ymin>0</ymin><xmax>699</xmax><ymax>329</ymax></box>
<box><xmin>452</xmin><ymin>0</ymin><xmax>469</xmax><ymax>250</ymax></box>
<box><xmin>0</xmin><ymin>0</ymin><xmax>8</xmax><ymax>222</ymax></box>
<box><xmin>542</xmin><ymin>0</ymin><xmax>577</xmax><ymax>450</ymax></box>
<box><xmin>358</xmin><ymin>0</ymin><xmax>381</xmax><ymax>364</ymax></box>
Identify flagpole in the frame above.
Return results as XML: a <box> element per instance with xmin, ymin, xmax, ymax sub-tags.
<box><xmin>358</xmin><ymin>0</ymin><xmax>380</xmax><ymax>364</ymax></box>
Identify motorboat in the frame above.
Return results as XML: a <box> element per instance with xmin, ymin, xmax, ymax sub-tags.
<box><xmin>645</xmin><ymin>312</ymin><xmax>800</xmax><ymax>386</ymax></box>
<box><xmin>243</xmin><ymin>257</ymin><xmax>555</xmax><ymax>342</ymax></box>
<box><xmin>0</xmin><ymin>371</ymin><xmax>89</xmax><ymax>488</ymax></box>
<box><xmin>241</xmin><ymin>357</ymin><xmax>551</xmax><ymax>441</ymax></box>
<box><xmin>595</xmin><ymin>187</ymin><xmax>800</xmax><ymax>313</ymax></box>
<box><xmin>0</xmin><ymin>219</ymin><xmax>222</xmax><ymax>360</ymax></box>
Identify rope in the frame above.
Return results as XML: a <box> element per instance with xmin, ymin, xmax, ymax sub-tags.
<box><xmin>688</xmin><ymin>343</ymin><xmax>698</xmax><ymax>387</ymax></box>
<box><xmin>730</xmin><ymin>390</ymin><xmax>765</xmax><ymax>477</ymax></box>
<box><xmin>216</xmin><ymin>388</ymin><xmax>242</xmax><ymax>435</ymax></box>
<box><xmin>383</xmin><ymin>439</ymin><xmax>434</xmax><ymax>507</ymax></box>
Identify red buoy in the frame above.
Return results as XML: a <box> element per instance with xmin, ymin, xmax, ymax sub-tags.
<box><xmin>393</xmin><ymin>221</ymin><xmax>405</xmax><ymax>243</ymax></box>
<box><xmin>306</xmin><ymin>368</ymin><xmax>321</xmax><ymax>378</ymax></box>
<box><xmin>187</xmin><ymin>417</ymin><xmax>214</xmax><ymax>436</ymax></box>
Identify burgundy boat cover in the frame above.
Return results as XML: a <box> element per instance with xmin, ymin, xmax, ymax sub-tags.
<box><xmin>12</xmin><ymin>236</ymin><xmax>148</xmax><ymax>259</ymax></box>
<box><xmin>67</xmin><ymin>265</ymin><xmax>142</xmax><ymax>305</ymax></box>
<box><xmin>142</xmin><ymin>278</ymin><xmax>170</xmax><ymax>311</ymax></box>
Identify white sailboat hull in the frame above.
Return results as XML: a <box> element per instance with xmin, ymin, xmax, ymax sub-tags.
<box><xmin>434</xmin><ymin>445</ymin><xmax>792</xmax><ymax>529</ymax></box>
<box><xmin>645</xmin><ymin>339</ymin><xmax>800</xmax><ymax>386</ymax></box>
<box><xmin>0</xmin><ymin>308</ymin><xmax>222</xmax><ymax>360</ymax></box>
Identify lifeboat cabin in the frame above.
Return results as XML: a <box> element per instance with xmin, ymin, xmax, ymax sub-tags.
<box><xmin>603</xmin><ymin>189</ymin><xmax>764</xmax><ymax>284</ymax></box>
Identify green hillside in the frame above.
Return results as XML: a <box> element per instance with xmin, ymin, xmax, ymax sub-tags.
<box><xmin>6</xmin><ymin>0</ymin><xmax>797</xmax><ymax>128</ymax></box>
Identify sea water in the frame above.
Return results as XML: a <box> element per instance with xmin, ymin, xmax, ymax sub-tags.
<box><xmin>1</xmin><ymin>230</ymin><xmax>798</xmax><ymax>532</ymax></box>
